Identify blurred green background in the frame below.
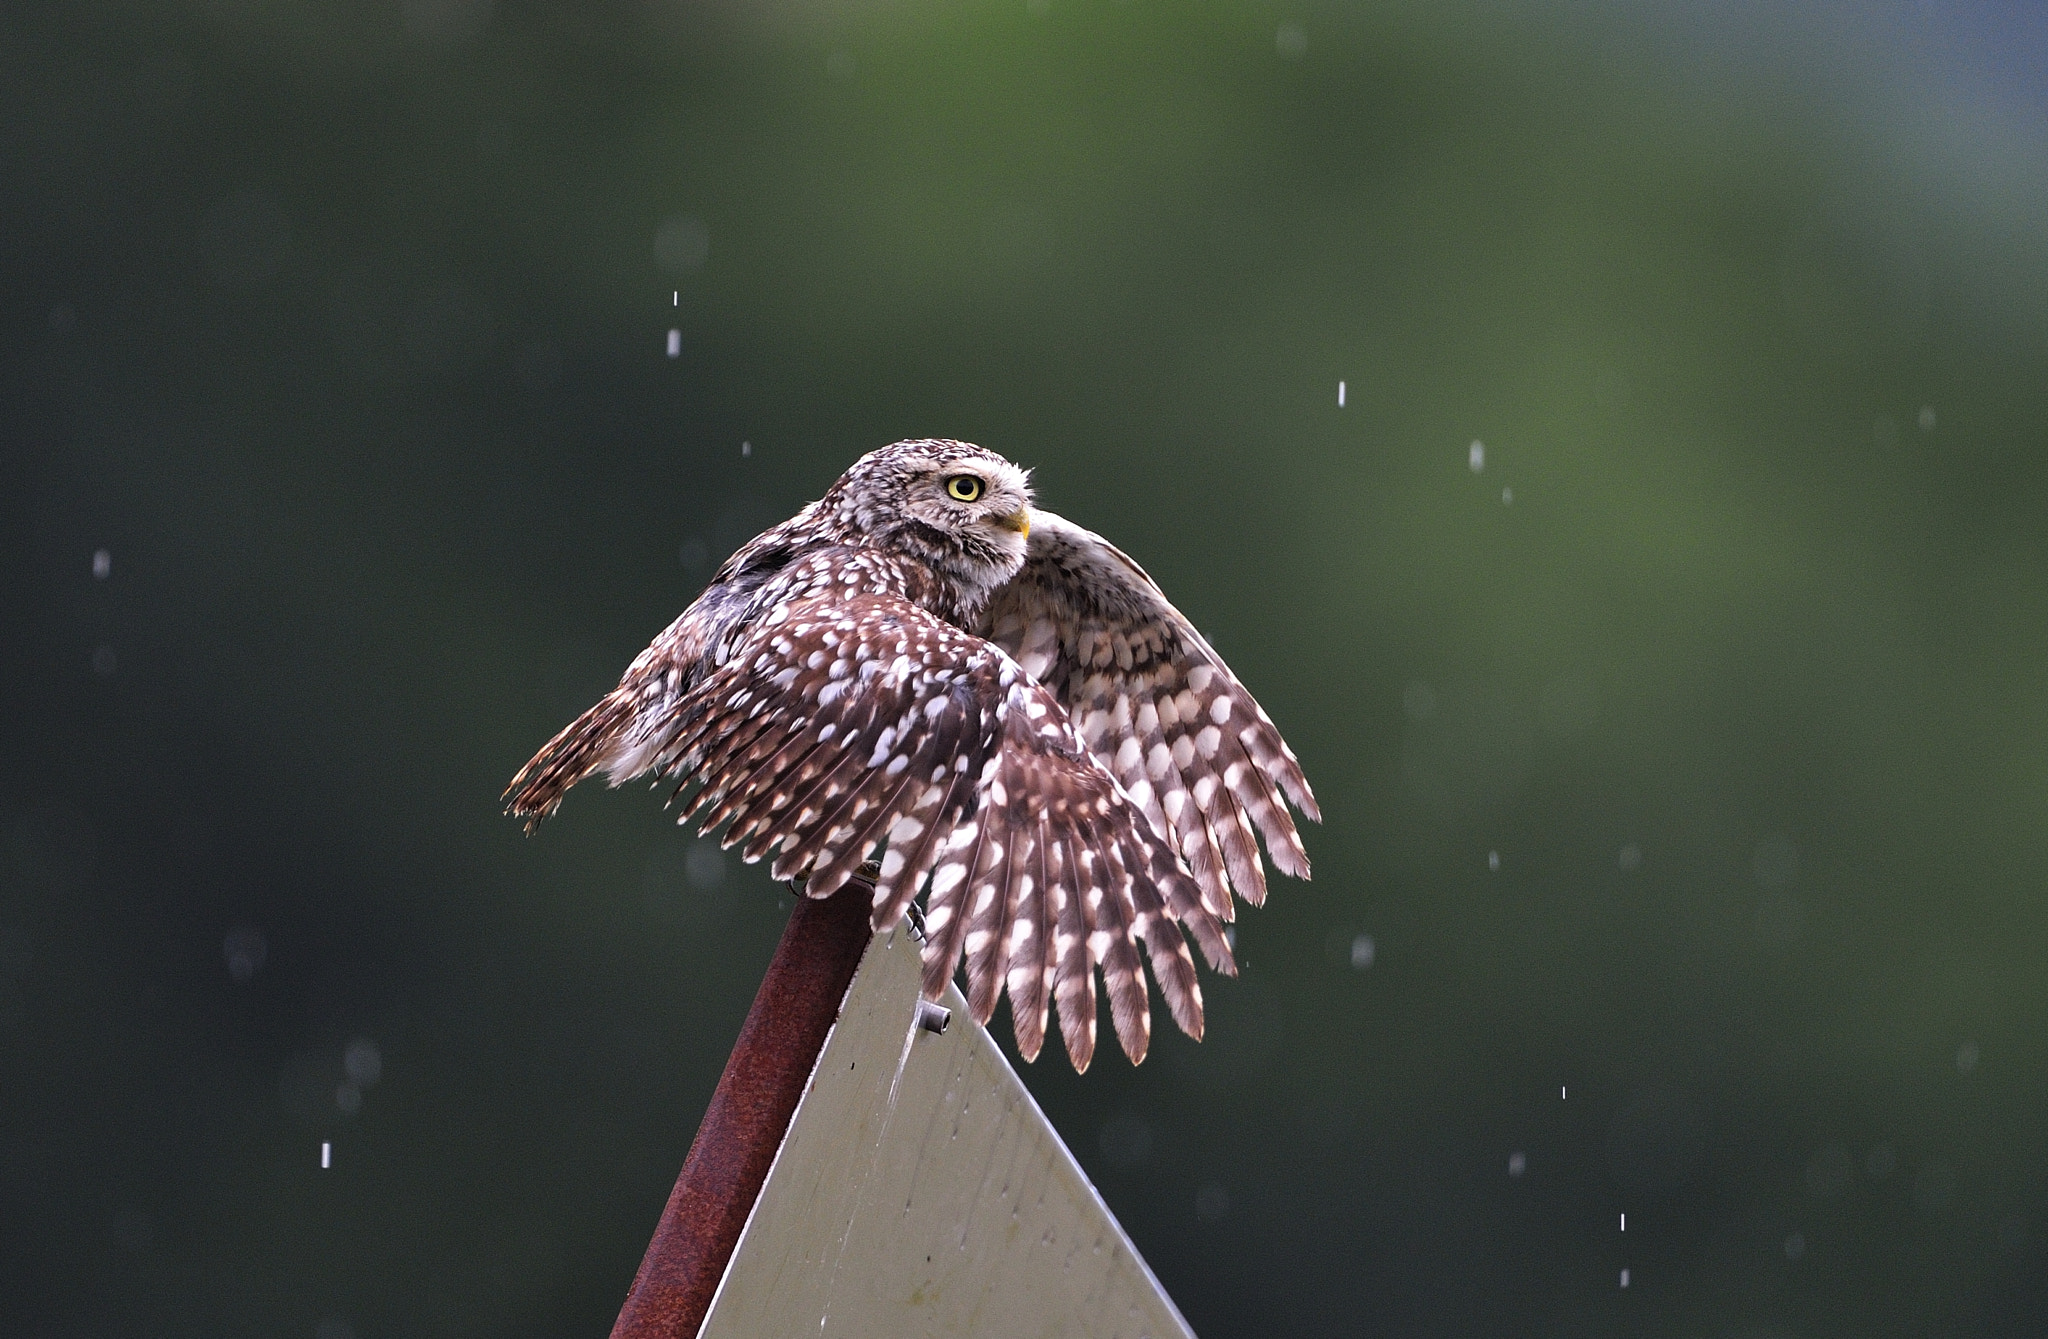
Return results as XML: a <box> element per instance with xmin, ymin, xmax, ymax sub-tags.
<box><xmin>6</xmin><ymin>0</ymin><xmax>2048</xmax><ymax>1334</ymax></box>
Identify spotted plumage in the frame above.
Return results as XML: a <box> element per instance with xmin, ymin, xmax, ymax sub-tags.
<box><xmin>506</xmin><ymin>440</ymin><xmax>1319</xmax><ymax>1072</ymax></box>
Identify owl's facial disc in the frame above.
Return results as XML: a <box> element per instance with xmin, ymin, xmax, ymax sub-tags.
<box><xmin>831</xmin><ymin>440</ymin><xmax>1033</xmax><ymax>602</ymax></box>
<box><xmin>922</xmin><ymin>464</ymin><xmax>1031</xmax><ymax>550</ymax></box>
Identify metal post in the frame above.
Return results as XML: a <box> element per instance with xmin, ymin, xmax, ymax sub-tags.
<box><xmin>609</xmin><ymin>878</ymin><xmax>875</xmax><ymax>1339</ymax></box>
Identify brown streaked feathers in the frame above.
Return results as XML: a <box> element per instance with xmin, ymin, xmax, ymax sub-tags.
<box><xmin>505</xmin><ymin>439</ymin><xmax>1317</xmax><ymax>1072</ymax></box>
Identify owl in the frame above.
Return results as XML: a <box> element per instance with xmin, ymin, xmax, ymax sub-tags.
<box><xmin>507</xmin><ymin>440</ymin><xmax>1318</xmax><ymax>1071</ymax></box>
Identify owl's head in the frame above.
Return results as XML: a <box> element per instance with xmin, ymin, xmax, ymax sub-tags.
<box><xmin>829</xmin><ymin>439</ymin><xmax>1034</xmax><ymax>606</ymax></box>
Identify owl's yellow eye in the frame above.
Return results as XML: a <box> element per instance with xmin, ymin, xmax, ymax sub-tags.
<box><xmin>944</xmin><ymin>475</ymin><xmax>984</xmax><ymax>502</ymax></box>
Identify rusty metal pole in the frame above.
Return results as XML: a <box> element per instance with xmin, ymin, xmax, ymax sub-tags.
<box><xmin>610</xmin><ymin>878</ymin><xmax>876</xmax><ymax>1339</ymax></box>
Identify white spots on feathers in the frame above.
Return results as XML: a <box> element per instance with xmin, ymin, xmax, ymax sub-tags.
<box><xmin>513</xmin><ymin>460</ymin><xmax>1315</xmax><ymax>1075</ymax></box>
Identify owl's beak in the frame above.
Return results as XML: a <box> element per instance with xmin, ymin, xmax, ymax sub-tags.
<box><xmin>993</xmin><ymin>509</ymin><xmax>1031</xmax><ymax>538</ymax></box>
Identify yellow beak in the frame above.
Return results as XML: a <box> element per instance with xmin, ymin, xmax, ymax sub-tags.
<box><xmin>995</xmin><ymin>509</ymin><xmax>1031</xmax><ymax>538</ymax></box>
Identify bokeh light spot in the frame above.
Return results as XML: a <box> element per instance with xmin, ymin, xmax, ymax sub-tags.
<box><xmin>654</xmin><ymin>216</ymin><xmax>711</xmax><ymax>275</ymax></box>
<box><xmin>1098</xmin><ymin>1114</ymin><xmax>1152</xmax><ymax>1168</ymax></box>
<box><xmin>344</xmin><ymin>1038</ymin><xmax>383</xmax><ymax>1087</ymax></box>
<box><xmin>223</xmin><ymin>926</ymin><xmax>267</xmax><ymax>982</ymax></box>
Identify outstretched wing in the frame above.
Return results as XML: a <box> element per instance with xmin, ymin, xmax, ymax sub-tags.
<box><xmin>978</xmin><ymin>510</ymin><xmax>1320</xmax><ymax>925</ymax></box>
<box><xmin>647</xmin><ymin>589</ymin><xmax>1231</xmax><ymax>1072</ymax></box>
